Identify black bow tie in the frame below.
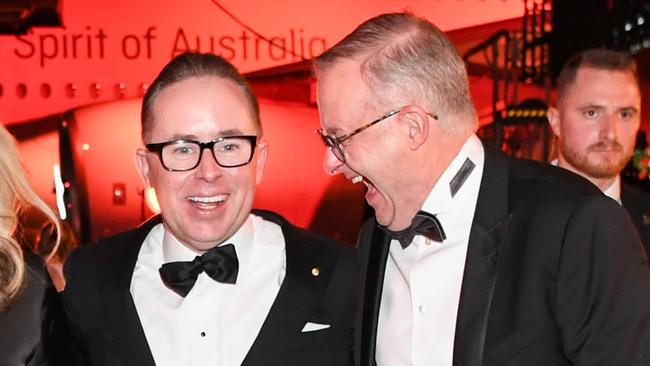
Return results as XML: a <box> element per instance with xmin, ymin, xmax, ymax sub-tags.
<box><xmin>159</xmin><ymin>243</ymin><xmax>239</xmax><ymax>297</ymax></box>
<box><xmin>380</xmin><ymin>211</ymin><xmax>446</xmax><ymax>249</ymax></box>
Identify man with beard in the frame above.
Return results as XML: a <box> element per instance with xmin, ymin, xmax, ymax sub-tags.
<box><xmin>548</xmin><ymin>48</ymin><xmax>650</xmax><ymax>255</ymax></box>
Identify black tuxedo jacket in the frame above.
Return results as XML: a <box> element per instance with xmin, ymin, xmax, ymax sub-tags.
<box><xmin>61</xmin><ymin>210</ymin><xmax>358</xmax><ymax>366</ymax></box>
<box><xmin>621</xmin><ymin>182</ymin><xmax>650</xmax><ymax>257</ymax></box>
<box><xmin>356</xmin><ymin>145</ymin><xmax>650</xmax><ymax>366</ymax></box>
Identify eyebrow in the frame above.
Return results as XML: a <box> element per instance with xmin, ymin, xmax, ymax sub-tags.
<box><xmin>170</xmin><ymin>134</ymin><xmax>199</xmax><ymax>140</ymax></box>
<box><xmin>618</xmin><ymin>106</ymin><xmax>639</xmax><ymax>113</ymax></box>
<box><xmin>169</xmin><ymin>129</ymin><xmax>246</xmax><ymax>141</ymax></box>
<box><xmin>577</xmin><ymin>104</ymin><xmax>605</xmax><ymax>110</ymax></box>
<box><xmin>324</xmin><ymin>126</ymin><xmax>345</xmax><ymax>136</ymax></box>
<box><xmin>577</xmin><ymin>104</ymin><xmax>639</xmax><ymax>112</ymax></box>
<box><xmin>219</xmin><ymin>128</ymin><xmax>246</xmax><ymax>136</ymax></box>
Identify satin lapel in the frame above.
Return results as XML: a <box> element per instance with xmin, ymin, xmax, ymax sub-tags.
<box><xmin>100</xmin><ymin>217</ymin><xmax>160</xmax><ymax>366</ymax></box>
<box><xmin>621</xmin><ymin>183</ymin><xmax>650</xmax><ymax>227</ymax></box>
<box><xmin>453</xmin><ymin>144</ymin><xmax>511</xmax><ymax>366</ymax></box>
<box><xmin>358</xmin><ymin>222</ymin><xmax>391</xmax><ymax>366</ymax></box>
<box><xmin>243</xmin><ymin>222</ymin><xmax>335</xmax><ymax>364</ymax></box>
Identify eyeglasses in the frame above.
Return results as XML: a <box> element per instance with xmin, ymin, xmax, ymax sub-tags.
<box><xmin>145</xmin><ymin>135</ymin><xmax>257</xmax><ymax>171</ymax></box>
<box><xmin>316</xmin><ymin>106</ymin><xmax>438</xmax><ymax>163</ymax></box>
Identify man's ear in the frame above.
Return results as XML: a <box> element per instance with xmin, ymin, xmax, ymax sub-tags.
<box><xmin>401</xmin><ymin>106</ymin><xmax>430</xmax><ymax>150</ymax></box>
<box><xmin>254</xmin><ymin>141</ymin><xmax>269</xmax><ymax>185</ymax></box>
<box><xmin>547</xmin><ymin>106</ymin><xmax>562</xmax><ymax>138</ymax></box>
<box><xmin>135</xmin><ymin>149</ymin><xmax>152</xmax><ymax>187</ymax></box>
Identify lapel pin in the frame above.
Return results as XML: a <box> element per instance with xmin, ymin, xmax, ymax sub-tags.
<box><xmin>311</xmin><ymin>267</ymin><xmax>320</xmax><ymax>277</ymax></box>
<box><xmin>643</xmin><ymin>214</ymin><xmax>650</xmax><ymax>226</ymax></box>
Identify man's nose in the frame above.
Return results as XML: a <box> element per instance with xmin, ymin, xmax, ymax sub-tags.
<box><xmin>322</xmin><ymin>148</ymin><xmax>344</xmax><ymax>176</ymax></box>
<box><xmin>194</xmin><ymin>149</ymin><xmax>223</xmax><ymax>181</ymax></box>
<box><xmin>600</xmin><ymin>113</ymin><xmax>620</xmax><ymax>140</ymax></box>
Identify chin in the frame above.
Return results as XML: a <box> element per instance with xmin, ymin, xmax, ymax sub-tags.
<box><xmin>374</xmin><ymin>210</ymin><xmax>394</xmax><ymax>228</ymax></box>
<box><xmin>375</xmin><ymin>217</ymin><xmax>389</xmax><ymax>227</ymax></box>
<box><xmin>183</xmin><ymin>222</ymin><xmax>230</xmax><ymax>242</ymax></box>
<box><xmin>196</xmin><ymin>226</ymin><xmax>230</xmax><ymax>241</ymax></box>
<box><xmin>184</xmin><ymin>235</ymin><xmax>228</xmax><ymax>252</ymax></box>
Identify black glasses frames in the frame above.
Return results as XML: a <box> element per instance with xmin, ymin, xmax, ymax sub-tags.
<box><xmin>145</xmin><ymin>135</ymin><xmax>257</xmax><ymax>172</ymax></box>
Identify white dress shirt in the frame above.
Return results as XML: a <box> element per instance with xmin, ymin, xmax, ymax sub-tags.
<box><xmin>602</xmin><ymin>175</ymin><xmax>622</xmax><ymax>204</ymax></box>
<box><xmin>376</xmin><ymin>134</ymin><xmax>485</xmax><ymax>366</ymax></box>
<box><xmin>130</xmin><ymin>214</ymin><xmax>286</xmax><ymax>366</ymax></box>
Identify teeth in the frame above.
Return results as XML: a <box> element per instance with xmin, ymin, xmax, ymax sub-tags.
<box><xmin>188</xmin><ymin>195</ymin><xmax>226</xmax><ymax>203</ymax></box>
<box><xmin>351</xmin><ymin>176</ymin><xmax>363</xmax><ymax>184</ymax></box>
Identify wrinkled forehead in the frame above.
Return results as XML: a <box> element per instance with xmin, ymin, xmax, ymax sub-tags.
<box><xmin>316</xmin><ymin>60</ymin><xmax>380</xmax><ymax>131</ymax></box>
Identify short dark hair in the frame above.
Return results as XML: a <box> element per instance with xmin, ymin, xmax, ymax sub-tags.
<box><xmin>141</xmin><ymin>52</ymin><xmax>260</xmax><ymax>142</ymax></box>
<box><xmin>556</xmin><ymin>48</ymin><xmax>639</xmax><ymax>103</ymax></box>
<box><xmin>314</xmin><ymin>12</ymin><xmax>476</xmax><ymax>131</ymax></box>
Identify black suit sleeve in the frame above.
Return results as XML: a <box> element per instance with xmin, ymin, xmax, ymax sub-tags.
<box><xmin>555</xmin><ymin>196</ymin><xmax>650</xmax><ymax>365</ymax></box>
<box><xmin>59</xmin><ymin>249</ymin><xmax>92</xmax><ymax>366</ymax></box>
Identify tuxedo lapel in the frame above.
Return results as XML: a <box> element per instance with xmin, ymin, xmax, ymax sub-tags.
<box><xmin>620</xmin><ymin>183</ymin><xmax>650</xmax><ymax>256</ymax></box>
<box><xmin>621</xmin><ymin>184</ymin><xmax>650</xmax><ymax>229</ymax></box>
<box><xmin>358</xmin><ymin>224</ymin><xmax>391</xmax><ymax>366</ymax></box>
<box><xmin>453</xmin><ymin>144</ymin><xmax>511</xmax><ymax>365</ymax></box>
<box><xmin>243</xmin><ymin>217</ymin><xmax>337</xmax><ymax>364</ymax></box>
<box><xmin>99</xmin><ymin>217</ymin><xmax>160</xmax><ymax>366</ymax></box>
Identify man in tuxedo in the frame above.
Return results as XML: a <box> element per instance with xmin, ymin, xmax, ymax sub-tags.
<box><xmin>313</xmin><ymin>12</ymin><xmax>650</xmax><ymax>366</ymax></box>
<box><xmin>547</xmin><ymin>48</ymin><xmax>650</xmax><ymax>255</ymax></box>
<box><xmin>61</xmin><ymin>52</ymin><xmax>358</xmax><ymax>366</ymax></box>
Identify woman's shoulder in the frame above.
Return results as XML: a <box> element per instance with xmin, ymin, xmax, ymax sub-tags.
<box><xmin>0</xmin><ymin>248</ymin><xmax>59</xmax><ymax>364</ymax></box>
<box><xmin>24</xmin><ymin>249</ymin><xmax>48</xmax><ymax>278</ymax></box>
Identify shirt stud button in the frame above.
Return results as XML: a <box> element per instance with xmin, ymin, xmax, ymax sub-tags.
<box><xmin>311</xmin><ymin>267</ymin><xmax>320</xmax><ymax>276</ymax></box>
<box><xmin>200</xmin><ymin>332</ymin><xmax>206</xmax><ymax>337</ymax></box>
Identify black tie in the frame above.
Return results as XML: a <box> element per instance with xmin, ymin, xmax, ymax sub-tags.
<box><xmin>159</xmin><ymin>243</ymin><xmax>239</xmax><ymax>297</ymax></box>
<box><xmin>380</xmin><ymin>211</ymin><xmax>446</xmax><ymax>249</ymax></box>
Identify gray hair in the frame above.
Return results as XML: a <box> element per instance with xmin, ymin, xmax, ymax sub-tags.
<box><xmin>314</xmin><ymin>12</ymin><xmax>476</xmax><ymax>131</ymax></box>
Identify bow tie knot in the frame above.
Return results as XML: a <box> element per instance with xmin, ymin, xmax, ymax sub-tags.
<box><xmin>159</xmin><ymin>243</ymin><xmax>239</xmax><ymax>297</ymax></box>
<box><xmin>380</xmin><ymin>211</ymin><xmax>446</xmax><ymax>249</ymax></box>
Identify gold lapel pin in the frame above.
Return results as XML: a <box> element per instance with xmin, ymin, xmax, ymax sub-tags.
<box><xmin>311</xmin><ymin>267</ymin><xmax>320</xmax><ymax>277</ymax></box>
<box><xmin>643</xmin><ymin>214</ymin><xmax>650</xmax><ymax>226</ymax></box>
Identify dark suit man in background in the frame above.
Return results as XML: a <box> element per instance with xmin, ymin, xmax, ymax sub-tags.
<box><xmin>62</xmin><ymin>52</ymin><xmax>358</xmax><ymax>366</ymax></box>
<box><xmin>547</xmin><ymin>48</ymin><xmax>650</xmax><ymax>255</ymax></box>
<box><xmin>313</xmin><ymin>12</ymin><xmax>650</xmax><ymax>366</ymax></box>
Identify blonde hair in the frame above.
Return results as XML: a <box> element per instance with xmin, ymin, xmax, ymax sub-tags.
<box><xmin>0</xmin><ymin>125</ymin><xmax>60</xmax><ymax>311</ymax></box>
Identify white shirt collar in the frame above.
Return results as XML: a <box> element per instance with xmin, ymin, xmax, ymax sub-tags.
<box><xmin>421</xmin><ymin>134</ymin><xmax>484</xmax><ymax>216</ymax></box>
<box><xmin>602</xmin><ymin>175</ymin><xmax>622</xmax><ymax>204</ymax></box>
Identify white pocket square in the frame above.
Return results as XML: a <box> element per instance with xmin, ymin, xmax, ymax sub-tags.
<box><xmin>301</xmin><ymin>322</ymin><xmax>331</xmax><ymax>332</ymax></box>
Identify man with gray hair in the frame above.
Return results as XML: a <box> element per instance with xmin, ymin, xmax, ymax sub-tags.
<box><xmin>547</xmin><ymin>48</ymin><xmax>650</xmax><ymax>255</ymax></box>
<box><xmin>314</xmin><ymin>12</ymin><xmax>650</xmax><ymax>366</ymax></box>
